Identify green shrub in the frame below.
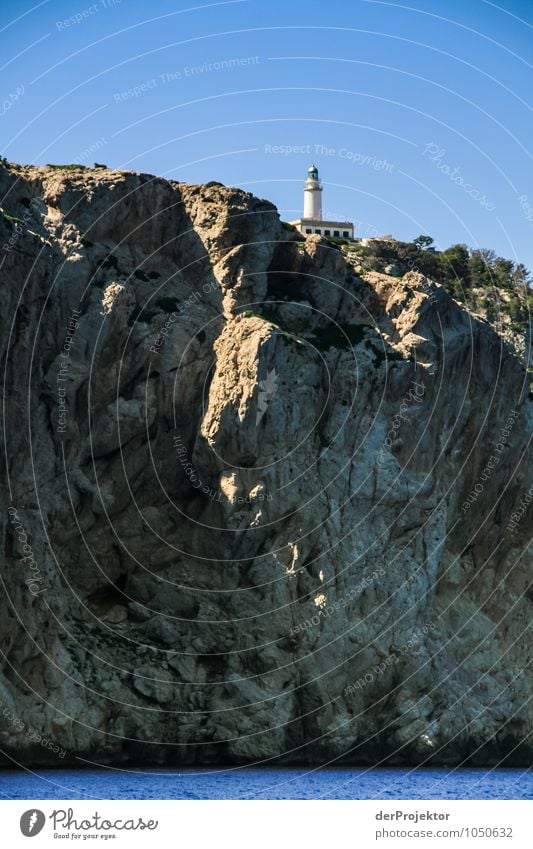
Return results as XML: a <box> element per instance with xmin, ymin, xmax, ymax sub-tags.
<box><xmin>45</xmin><ymin>164</ymin><xmax>87</xmax><ymax>171</ymax></box>
<box><xmin>323</xmin><ymin>236</ymin><xmax>347</xmax><ymax>250</ymax></box>
<box><xmin>2</xmin><ymin>212</ymin><xmax>23</xmax><ymax>225</ymax></box>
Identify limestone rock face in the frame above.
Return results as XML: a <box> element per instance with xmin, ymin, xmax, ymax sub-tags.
<box><xmin>0</xmin><ymin>163</ymin><xmax>531</xmax><ymax>767</ymax></box>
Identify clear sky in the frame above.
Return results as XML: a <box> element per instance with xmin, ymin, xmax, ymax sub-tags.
<box><xmin>1</xmin><ymin>0</ymin><xmax>532</xmax><ymax>267</ymax></box>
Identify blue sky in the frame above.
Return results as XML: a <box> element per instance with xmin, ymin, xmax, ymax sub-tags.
<box><xmin>1</xmin><ymin>0</ymin><xmax>532</xmax><ymax>267</ymax></box>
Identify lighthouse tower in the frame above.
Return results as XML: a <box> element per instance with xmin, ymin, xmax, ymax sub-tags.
<box><xmin>290</xmin><ymin>165</ymin><xmax>354</xmax><ymax>240</ymax></box>
<box><xmin>303</xmin><ymin>164</ymin><xmax>322</xmax><ymax>220</ymax></box>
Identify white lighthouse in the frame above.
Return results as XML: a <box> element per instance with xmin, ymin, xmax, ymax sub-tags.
<box><xmin>291</xmin><ymin>165</ymin><xmax>354</xmax><ymax>240</ymax></box>
<box><xmin>303</xmin><ymin>164</ymin><xmax>322</xmax><ymax>219</ymax></box>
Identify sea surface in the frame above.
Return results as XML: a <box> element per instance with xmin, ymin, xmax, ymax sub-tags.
<box><xmin>0</xmin><ymin>767</ymin><xmax>531</xmax><ymax>800</ymax></box>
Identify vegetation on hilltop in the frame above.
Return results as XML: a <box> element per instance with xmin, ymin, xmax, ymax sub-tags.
<box><xmin>345</xmin><ymin>237</ymin><xmax>532</xmax><ymax>334</ymax></box>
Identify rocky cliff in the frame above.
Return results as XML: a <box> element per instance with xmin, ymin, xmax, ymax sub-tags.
<box><xmin>0</xmin><ymin>163</ymin><xmax>531</xmax><ymax>767</ymax></box>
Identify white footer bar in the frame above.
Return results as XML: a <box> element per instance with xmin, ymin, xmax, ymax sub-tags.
<box><xmin>2</xmin><ymin>799</ymin><xmax>532</xmax><ymax>848</ymax></box>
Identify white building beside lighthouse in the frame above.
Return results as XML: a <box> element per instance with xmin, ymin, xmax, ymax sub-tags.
<box><xmin>291</xmin><ymin>165</ymin><xmax>354</xmax><ymax>240</ymax></box>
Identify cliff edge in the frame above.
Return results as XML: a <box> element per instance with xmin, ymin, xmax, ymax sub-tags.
<box><xmin>0</xmin><ymin>163</ymin><xmax>531</xmax><ymax>767</ymax></box>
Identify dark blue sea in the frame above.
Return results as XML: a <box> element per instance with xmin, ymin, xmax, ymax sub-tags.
<box><xmin>0</xmin><ymin>767</ymin><xmax>531</xmax><ymax>800</ymax></box>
